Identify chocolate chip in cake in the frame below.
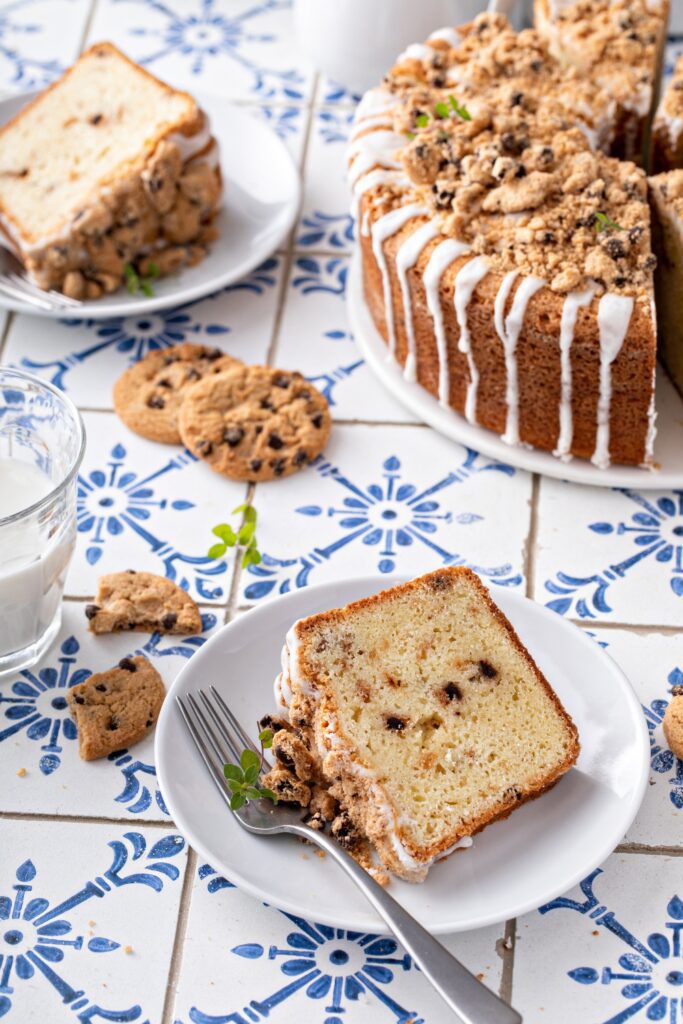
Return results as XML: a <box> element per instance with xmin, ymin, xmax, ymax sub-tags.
<box><xmin>293</xmin><ymin>449</ymin><xmax>307</xmax><ymax>466</ymax></box>
<box><xmin>89</xmin><ymin>113</ymin><xmax>103</xmax><ymax>125</ymax></box>
<box><xmin>161</xmin><ymin>612</ymin><xmax>178</xmax><ymax>630</ymax></box>
<box><xmin>444</xmin><ymin>682</ymin><xmax>462</xmax><ymax>701</ymax></box>
<box><xmin>504</xmin><ymin>785</ymin><xmax>522</xmax><ymax>802</ymax></box>
<box><xmin>254</xmin><ymin>424</ymin><xmax>263</xmax><ymax>435</ymax></box>
<box><xmin>185</xmin><ymin>367</ymin><xmax>201</xmax><ymax>382</ymax></box>
<box><xmin>147</xmin><ymin>394</ymin><xmax>165</xmax><ymax>409</ymax></box>
<box><xmin>118</xmin><ymin>657</ymin><xmax>137</xmax><ymax>673</ymax></box>
<box><xmin>275</xmin><ymin>748</ymin><xmax>296</xmax><ymax>772</ymax></box>
<box><xmin>479</xmin><ymin>660</ymin><xmax>498</xmax><ymax>680</ymax></box>
<box><xmin>74</xmin><ymin>693</ymin><xmax>85</xmax><ymax>705</ymax></box>
<box><xmin>605</xmin><ymin>237</ymin><xmax>626</xmax><ymax>260</ymax></box>
<box><xmin>85</xmin><ymin>604</ymin><xmax>100</xmax><ymax>620</ymax></box>
<box><xmin>157</xmin><ymin>378</ymin><xmax>173</xmax><ymax>389</ymax></box>
<box><xmin>260</xmin><ymin>398</ymin><xmax>274</xmax><ymax>411</ymax></box>
<box><xmin>223</xmin><ymin>426</ymin><xmax>244</xmax><ymax>447</ymax></box>
<box><xmin>204</xmin><ymin>348</ymin><xmax>223</xmax><ymax>361</ymax></box>
<box><xmin>671</xmin><ymin>684</ymin><xmax>683</xmax><ymax>697</ymax></box>
<box><xmin>385</xmin><ymin>715</ymin><xmax>407</xmax><ymax>732</ymax></box>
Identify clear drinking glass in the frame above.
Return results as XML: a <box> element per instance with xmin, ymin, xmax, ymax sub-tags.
<box><xmin>0</xmin><ymin>368</ymin><xmax>85</xmax><ymax>675</ymax></box>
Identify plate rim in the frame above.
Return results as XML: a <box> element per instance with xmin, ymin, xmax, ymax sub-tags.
<box><xmin>155</xmin><ymin>575</ymin><xmax>650</xmax><ymax>934</ymax></box>
<box><xmin>0</xmin><ymin>90</ymin><xmax>301</xmax><ymax>320</ymax></box>
<box><xmin>347</xmin><ymin>251</ymin><xmax>683</xmax><ymax>490</ymax></box>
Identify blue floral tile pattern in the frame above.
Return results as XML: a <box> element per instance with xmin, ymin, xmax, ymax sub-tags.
<box><xmin>0</xmin><ymin>819</ymin><xmax>186</xmax><ymax>1022</ymax></box>
<box><xmin>296</xmin><ymin>110</ymin><xmax>355</xmax><ymax>254</ymax></box>
<box><xmin>1</xmin><ymin>602</ymin><xmax>220</xmax><ymax>818</ymax></box>
<box><xmin>88</xmin><ymin>0</ymin><xmax>315</xmax><ymax>102</ymax></box>
<box><xmin>0</xmin><ymin>0</ymin><xmax>89</xmax><ymax>92</ymax></box>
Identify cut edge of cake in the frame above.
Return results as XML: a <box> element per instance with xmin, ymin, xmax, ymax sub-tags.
<box><xmin>276</xmin><ymin>568</ymin><xmax>580</xmax><ymax>882</ymax></box>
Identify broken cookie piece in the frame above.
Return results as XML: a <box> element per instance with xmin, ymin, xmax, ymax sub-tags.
<box><xmin>85</xmin><ymin>571</ymin><xmax>202</xmax><ymax>635</ymax></box>
<box><xmin>66</xmin><ymin>655</ymin><xmax>165</xmax><ymax>760</ymax></box>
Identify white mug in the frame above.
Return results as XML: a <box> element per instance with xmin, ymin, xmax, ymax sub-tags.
<box><xmin>294</xmin><ymin>0</ymin><xmax>519</xmax><ymax>96</ymax></box>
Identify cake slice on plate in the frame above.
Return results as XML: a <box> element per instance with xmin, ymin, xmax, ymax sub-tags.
<box><xmin>649</xmin><ymin>170</ymin><xmax>683</xmax><ymax>398</ymax></box>
<box><xmin>0</xmin><ymin>42</ymin><xmax>221</xmax><ymax>299</ymax></box>
<box><xmin>652</xmin><ymin>54</ymin><xmax>683</xmax><ymax>173</ymax></box>
<box><xmin>276</xmin><ymin>568</ymin><xmax>579</xmax><ymax>882</ymax></box>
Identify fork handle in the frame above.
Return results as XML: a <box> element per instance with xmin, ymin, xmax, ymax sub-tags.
<box><xmin>288</xmin><ymin>824</ymin><xmax>522</xmax><ymax>1024</ymax></box>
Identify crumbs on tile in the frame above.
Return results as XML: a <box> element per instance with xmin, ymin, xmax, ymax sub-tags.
<box><xmin>16</xmin><ymin>768</ymin><xmax>27</xmax><ymax>777</ymax></box>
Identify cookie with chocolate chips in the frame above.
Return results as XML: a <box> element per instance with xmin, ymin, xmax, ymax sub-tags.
<box><xmin>85</xmin><ymin>570</ymin><xmax>202</xmax><ymax>635</ymax></box>
<box><xmin>66</xmin><ymin>655</ymin><xmax>165</xmax><ymax>760</ymax></box>
<box><xmin>178</xmin><ymin>364</ymin><xmax>331</xmax><ymax>482</ymax></box>
<box><xmin>113</xmin><ymin>342</ymin><xmax>241</xmax><ymax>444</ymax></box>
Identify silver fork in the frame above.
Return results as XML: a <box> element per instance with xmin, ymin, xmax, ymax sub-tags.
<box><xmin>177</xmin><ymin>686</ymin><xmax>523</xmax><ymax>1024</ymax></box>
<box><xmin>0</xmin><ymin>250</ymin><xmax>81</xmax><ymax>313</ymax></box>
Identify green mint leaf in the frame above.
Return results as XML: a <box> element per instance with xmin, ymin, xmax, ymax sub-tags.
<box><xmin>241</xmin><ymin>749</ymin><xmax>260</xmax><ymax>774</ymax></box>
<box><xmin>434</xmin><ymin>101</ymin><xmax>450</xmax><ymax>119</ymax></box>
<box><xmin>238</xmin><ymin>522</ymin><xmax>255</xmax><ymax>545</ymax></box>
<box><xmin>223</xmin><ymin>763</ymin><xmax>243</xmax><ymax>782</ymax></box>
<box><xmin>244</xmin><ymin>763</ymin><xmax>260</xmax><ymax>785</ymax></box>
<box><xmin>449</xmin><ymin>95</ymin><xmax>471</xmax><ymax>121</ymax></box>
<box><xmin>258</xmin><ymin>728</ymin><xmax>274</xmax><ymax>748</ymax></box>
<box><xmin>595</xmin><ymin>211</ymin><xmax>624</xmax><ymax>233</ymax></box>
<box><xmin>232</xmin><ymin>503</ymin><xmax>248</xmax><ymax>516</ymax></box>
<box><xmin>212</xmin><ymin>523</ymin><xmax>237</xmax><ymax>544</ymax></box>
<box><xmin>140</xmin><ymin>280</ymin><xmax>154</xmax><ymax>297</ymax></box>
<box><xmin>230</xmin><ymin>792</ymin><xmax>246</xmax><ymax>810</ymax></box>
<box><xmin>242</xmin><ymin>547</ymin><xmax>262</xmax><ymax>568</ymax></box>
<box><xmin>146</xmin><ymin>261</ymin><xmax>160</xmax><ymax>280</ymax></box>
<box><xmin>415</xmin><ymin>113</ymin><xmax>430</xmax><ymax>128</ymax></box>
<box><xmin>208</xmin><ymin>542</ymin><xmax>227</xmax><ymax>560</ymax></box>
<box><xmin>245</xmin><ymin>786</ymin><xmax>265</xmax><ymax>800</ymax></box>
<box><xmin>405</xmin><ymin>131</ymin><xmax>415</xmax><ymax>140</ymax></box>
<box><xmin>227</xmin><ymin>779</ymin><xmax>244</xmax><ymax>794</ymax></box>
<box><xmin>243</xmin><ymin>506</ymin><xmax>257</xmax><ymax>524</ymax></box>
<box><xmin>259</xmin><ymin>787</ymin><xmax>278</xmax><ymax>804</ymax></box>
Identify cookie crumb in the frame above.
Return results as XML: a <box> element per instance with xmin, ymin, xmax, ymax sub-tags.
<box><xmin>16</xmin><ymin>767</ymin><xmax>27</xmax><ymax>778</ymax></box>
<box><xmin>124</xmin><ymin>945</ymin><xmax>134</xmax><ymax>955</ymax></box>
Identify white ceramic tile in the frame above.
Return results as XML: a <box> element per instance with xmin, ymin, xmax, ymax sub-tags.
<box><xmin>534</xmin><ymin>479</ymin><xmax>683</xmax><ymax>626</ymax></box>
<box><xmin>296</xmin><ymin>107</ymin><xmax>355</xmax><ymax>253</ymax></box>
<box><xmin>514</xmin><ymin>852</ymin><xmax>683</xmax><ymax>1024</ymax></box>
<box><xmin>314</xmin><ymin>76</ymin><xmax>362</xmax><ymax>108</ymax></box>
<box><xmin>252</xmin><ymin>102</ymin><xmax>308</xmax><ymax>165</ymax></box>
<box><xmin>584</xmin><ymin>628</ymin><xmax>683</xmax><ymax>848</ymax></box>
<box><xmin>0</xmin><ymin>817</ymin><xmax>186</xmax><ymax>1023</ymax></box>
<box><xmin>69</xmin><ymin>411</ymin><xmax>246</xmax><ymax>603</ymax></box>
<box><xmin>4</xmin><ymin>258</ymin><xmax>283</xmax><ymax>409</ymax></box>
<box><xmin>87</xmin><ymin>0</ymin><xmax>315</xmax><ymax>104</ymax></box>
<box><xmin>240</xmin><ymin>423</ymin><xmax>531</xmax><ymax>603</ymax></box>
<box><xmin>0</xmin><ymin>601</ymin><xmax>221</xmax><ymax>819</ymax></box>
<box><xmin>274</xmin><ymin>255</ymin><xmax>419</xmax><ymax>422</ymax></box>
<box><xmin>0</xmin><ymin>0</ymin><xmax>90</xmax><ymax>94</ymax></box>
<box><xmin>171</xmin><ymin>860</ymin><xmax>506</xmax><ymax>1024</ymax></box>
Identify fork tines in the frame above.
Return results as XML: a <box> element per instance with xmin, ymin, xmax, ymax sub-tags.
<box><xmin>0</xmin><ymin>273</ymin><xmax>82</xmax><ymax>312</ymax></box>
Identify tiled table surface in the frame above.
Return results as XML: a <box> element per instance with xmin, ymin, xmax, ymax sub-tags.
<box><xmin>0</xmin><ymin>3</ymin><xmax>681</xmax><ymax>1022</ymax></box>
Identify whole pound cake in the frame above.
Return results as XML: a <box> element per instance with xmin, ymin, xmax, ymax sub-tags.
<box><xmin>275</xmin><ymin>568</ymin><xmax>579</xmax><ymax>883</ymax></box>
<box><xmin>351</xmin><ymin>13</ymin><xmax>658</xmax><ymax>469</ymax></box>
<box><xmin>0</xmin><ymin>42</ymin><xmax>221</xmax><ymax>298</ymax></box>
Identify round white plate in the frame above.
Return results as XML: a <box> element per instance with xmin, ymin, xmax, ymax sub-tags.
<box><xmin>0</xmin><ymin>91</ymin><xmax>300</xmax><ymax>319</ymax></box>
<box><xmin>156</xmin><ymin>575</ymin><xmax>649</xmax><ymax>935</ymax></box>
<box><xmin>348</xmin><ymin>254</ymin><xmax>683</xmax><ymax>489</ymax></box>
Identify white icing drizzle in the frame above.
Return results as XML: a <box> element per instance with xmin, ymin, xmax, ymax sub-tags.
<box><xmin>355</xmin><ymin>88</ymin><xmax>402</xmax><ymax>122</ymax></box>
<box><xmin>349</xmin><ymin>115</ymin><xmax>393</xmax><ymax>139</ymax></box>
<box><xmin>495</xmin><ymin>273</ymin><xmax>546</xmax><ymax>446</ymax></box>
<box><xmin>428</xmin><ymin>26</ymin><xmax>461</xmax><ymax>47</ymax></box>
<box><xmin>643</xmin><ymin>296</ymin><xmax>658</xmax><ymax>468</ymax></box>
<box><xmin>346</xmin><ymin>130</ymin><xmax>404</xmax><ymax>187</ymax></box>
<box><xmin>396</xmin><ymin>42</ymin><xmax>434</xmax><ymax>62</ymax></box>
<box><xmin>372</xmin><ymin>205</ymin><xmax>429</xmax><ymax>355</ymax></box>
<box><xmin>351</xmin><ymin>167</ymin><xmax>410</xmax><ymax>228</ymax></box>
<box><xmin>454</xmin><ymin>256</ymin><xmax>490</xmax><ymax>424</ymax></box>
<box><xmin>554</xmin><ymin>288</ymin><xmax>595</xmax><ymax>460</ymax></box>
<box><xmin>168</xmin><ymin>119</ymin><xmax>212</xmax><ymax>162</ymax></box>
<box><xmin>423</xmin><ymin>239</ymin><xmax>470</xmax><ymax>405</ymax></box>
<box><xmin>592</xmin><ymin>293</ymin><xmax>634</xmax><ymax>469</ymax></box>
<box><xmin>395</xmin><ymin>220</ymin><xmax>441</xmax><ymax>381</ymax></box>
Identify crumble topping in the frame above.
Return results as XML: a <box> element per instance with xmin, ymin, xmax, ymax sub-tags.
<box><xmin>660</xmin><ymin>56</ymin><xmax>683</xmax><ymax>120</ymax></box>
<box><xmin>649</xmin><ymin>169</ymin><xmax>683</xmax><ymax>217</ymax></box>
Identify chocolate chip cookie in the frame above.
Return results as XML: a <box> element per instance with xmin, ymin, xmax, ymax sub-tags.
<box><xmin>67</xmin><ymin>656</ymin><xmax>165</xmax><ymax>760</ymax></box>
<box><xmin>178</xmin><ymin>364</ymin><xmax>331</xmax><ymax>481</ymax></box>
<box><xmin>113</xmin><ymin>343</ymin><xmax>241</xmax><ymax>444</ymax></box>
<box><xmin>85</xmin><ymin>570</ymin><xmax>202</xmax><ymax>635</ymax></box>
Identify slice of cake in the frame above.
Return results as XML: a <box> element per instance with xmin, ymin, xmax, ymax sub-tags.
<box><xmin>649</xmin><ymin>170</ymin><xmax>683</xmax><ymax>397</ymax></box>
<box><xmin>276</xmin><ymin>568</ymin><xmax>579</xmax><ymax>883</ymax></box>
<box><xmin>652</xmin><ymin>54</ymin><xmax>683</xmax><ymax>173</ymax></box>
<box><xmin>534</xmin><ymin>0</ymin><xmax>670</xmax><ymax>164</ymax></box>
<box><xmin>0</xmin><ymin>42</ymin><xmax>221</xmax><ymax>298</ymax></box>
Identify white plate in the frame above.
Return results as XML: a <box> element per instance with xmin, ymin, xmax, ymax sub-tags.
<box><xmin>348</xmin><ymin>254</ymin><xmax>683</xmax><ymax>489</ymax></box>
<box><xmin>156</xmin><ymin>575</ymin><xmax>649</xmax><ymax>935</ymax></box>
<box><xmin>0</xmin><ymin>91</ymin><xmax>300</xmax><ymax>319</ymax></box>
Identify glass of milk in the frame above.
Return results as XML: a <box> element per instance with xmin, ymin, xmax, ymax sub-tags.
<box><xmin>0</xmin><ymin>368</ymin><xmax>85</xmax><ymax>676</ymax></box>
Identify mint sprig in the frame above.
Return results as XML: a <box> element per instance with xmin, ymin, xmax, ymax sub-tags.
<box><xmin>223</xmin><ymin>729</ymin><xmax>276</xmax><ymax>810</ymax></box>
<box><xmin>595</xmin><ymin>212</ymin><xmax>624</xmax><ymax>233</ymax></box>
<box><xmin>449</xmin><ymin>95</ymin><xmax>471</xmax><ymax>121</ymax></box>
<box><xmin>208</xmin><ymin>503</ymin><xmax>261</xmax><ymax>568</ymax></box>
<box><xmin>124</xmin><ymin>261</ymin><xmax>160</xmax><ymax>297</ymax></box>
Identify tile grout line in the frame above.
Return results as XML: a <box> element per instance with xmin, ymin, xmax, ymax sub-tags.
<box><xmin>0</xmin><ymin>808</ymin><xmax>176</xmax><ymax>827</ymax></box>
<box><xmin>498</xmin><ymin>918</ymin><xmax>517</xmax><ymax>1005</ymax></box>
<box><xmin>160</xmin><ymin>846</ymin><xmax>198</xmax><ymax>1024</ymax></box>
<box><xmin>221</xmin><ymin>482</ymin><xmax>257</xmax><ymax>626</ymax></box>
<box><xmin>524</xmin><ymin>474</ymin><xmax>540</xmax><ymax>600</ymax></box>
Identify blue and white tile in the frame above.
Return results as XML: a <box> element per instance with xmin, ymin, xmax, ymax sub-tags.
<box><xmin>171</xmin><ymin>861</ymin><xmax>506</xmax><ymax>1024</ymax></box>
<box><xmin>534</xmin><ymin>480</ymin><xmax>683</xmax><ymax>626</ymax></box>
<box><xmin>88</xmin><ymin>0</ymin><xmax>315</xmax><ymax>104</ymax></box>
<box><xmin>240</xmin><ymin>424</ymin><xmax>531</xmax><ymax>604</ymax></box>
<box><xmin>0</xmin><ymin>601</ymin><xmax>221</xmax><ymax>819</ymax></box>
<box><xmin>296</xmin><ymin>108</ymin><xmax>355</xmax><ymax>254</ymax></box>
<box><xmin>0</xmin><ymin>817</ymin><xmax>186</xmax><ymax>1023</ymax></box>
<box><xmin>0</xmin><ymin>0</ymin><xmax>90</xmax><ymax>94</ymax></box>
<box><xmin>4</xmin><ymin>258</ymin><xmax>284</xmax><ymax>409</ymax></box>
<box><xmin>585</xmin><ymin>628</ymin><xmax>682</xmax><ymax>848</ymax></box>
<box><xmin>252</xmin><ymin>102</ymin><xmax>308</xmax><ymax>165</ymax></box>
<box><xmin>514</xmin><ymin>853</ymin><xmax>683</xmax><ymax>1024</ymax></box>
<box><xmin>69</xmin><ymin>411</ymin><xmax>245</xmax><ymax>603</ymax></box>
<box><xmin>314</xmin><ymin>76</ymin><xmax>362</xmax><ymax>109</ymax></box>
<box><xmin>275</xmin><ymin>255</ymin><xmax>418</xmax><ymax>422</ymax></box>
